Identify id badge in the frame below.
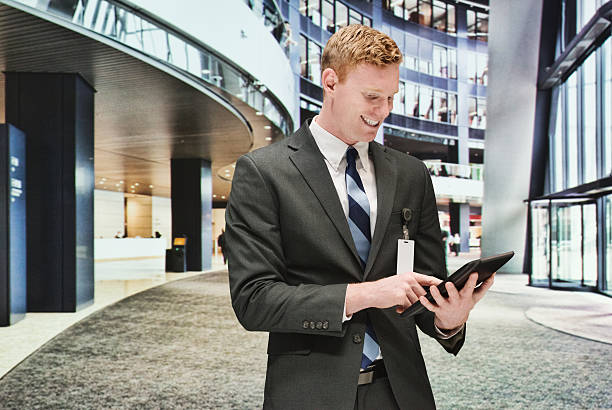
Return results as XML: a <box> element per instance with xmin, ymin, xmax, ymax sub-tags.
<box><xmin>397</xmin><ymin>239</ymin><xmax>415</xmax><ymax>275</ymax></box>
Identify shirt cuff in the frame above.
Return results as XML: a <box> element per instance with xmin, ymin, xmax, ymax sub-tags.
<box><xmin>342</xmin><ymin>286</ymin><xmax>352</xmax><ymax>322</ymax></box>
<box><xmin>434</xmin><ymin>323</ymin><xmax>464</xmax><ymax>339</ymax></box>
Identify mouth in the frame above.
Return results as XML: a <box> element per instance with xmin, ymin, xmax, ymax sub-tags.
<box><xmin>360</xmin><ymin>115</ymin><xmax>380</xmax><ymax>128</ymax></box>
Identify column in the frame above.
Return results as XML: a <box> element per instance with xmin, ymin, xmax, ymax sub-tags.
<box><xmin>171</xmin><ymin>159</ymin><xmax>212</xmax><ymax>271</ymax></box>
<box><xmin>449</xmin><ymin>202</ymin><xmax>470</xmax><ymax>253</ymax></box>
<box><xmin>5</xmin><ymin>72</ymin><xmax>95</xmax><ymax>312</ymax></box>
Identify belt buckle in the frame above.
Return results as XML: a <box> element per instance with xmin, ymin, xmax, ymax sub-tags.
<box><xmin>358</xmin><ymin>370</ymin><xmax>374</xmax><ymax>385</ymax></box>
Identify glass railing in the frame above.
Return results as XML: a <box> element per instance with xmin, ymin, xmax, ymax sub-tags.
<box><xmin>424</xmin><ymin>161</ymin><xmax>484</xmax><ymax>181</ymax></box>
<box><xmin>12</xmin><ymin>0</ymin><xmax>292</xmax><ymax>135</ymax></box>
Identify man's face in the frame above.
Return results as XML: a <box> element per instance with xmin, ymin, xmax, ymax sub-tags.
<box><xmin>328</xmin><ymin>63</ymin><xmax>399</xmax><ymax>145</ymax></box>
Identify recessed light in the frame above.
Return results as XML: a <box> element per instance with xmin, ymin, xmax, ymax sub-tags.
<box><xmin>130</xmin><ymin>186</ymin><xmax>135</xmax><ymax>189</ymax></box>
<box><xmin>131</xmin><ymin>190</ymin><xmax>135</xmax><ymax>193</ymax></box>
<box><xmin>264</xmin><ymin>125</ymin><xmax>272</xmax><ymax>130</ymax></box>
<box><xmin>101</xmin><ymin>178</ymin><xmax>107</xmax><ymax>181</ymax></box>
<box><xmin>149</xmin><ymin>185</ymin><xmax>154</xmax><ymax>188</ymax></box>
<box><xmin>213</xmin><ymin>194</ymin><xmax>217</xmax><ymax>198</ymax></box>
<box><xmin>256</xmin><ymin>111</ymin><xmax>263</xmax><ymax>116</ymax></box>
<box><xmin>265</xmin><ymin>137</ymin><xmax>272</xmax><ymax>141</ymax></box>
<box><xmin>116</xmin><ymin>184</ymin><xmax>120</xmax><ymax>187</ymax></box>
<box><xmin>221</xmin><ymin>195</ymin><xmax>226</xmax><ymax>199</ymax></box>
<box><xmin>135</xmin><ymin>183</ymin><xmax>139</xmax><ymax>186</ymax></box>
<box><xmin>119</xmin><ymin>181</ymin><xmax>124</xmax><ymax>184</ymax></box>
<box><xmin>232</xmin><ymin>164</ymin><xmax>235</xmax><ymax>168</ymax></box>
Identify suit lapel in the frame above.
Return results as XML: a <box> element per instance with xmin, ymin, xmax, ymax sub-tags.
<box><xmin>288</xmin><ymin>124</ymin><xmax>363</xmax><ymax>272</ymax></box>
<box><xmin>364</xmin><ymin>142</ymin><xmax>397</xmax><ymax>280</ymax></box>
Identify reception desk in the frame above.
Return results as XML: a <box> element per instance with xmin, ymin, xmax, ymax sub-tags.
<box><xmin>94</xmin><ymin>238</ymin><xmax>166</xmax><ymax>261</ymax></box>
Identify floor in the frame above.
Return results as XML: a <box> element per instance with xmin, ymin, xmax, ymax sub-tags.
<box><xmin>0</xmin><ymin>255</ymin><xmax>227</xmax><ymax>378</ymax></box>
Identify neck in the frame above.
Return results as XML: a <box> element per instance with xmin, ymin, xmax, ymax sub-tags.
<box><xmin>315</xmin><ymin>107</ymin><xmax>355</xmax><ymax>146</ymax></box>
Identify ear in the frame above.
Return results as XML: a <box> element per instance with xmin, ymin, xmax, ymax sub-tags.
<box><xmin>321</xmin><ymin>68</ymin><xmax>338</xmax><ymax>95</ymax></box>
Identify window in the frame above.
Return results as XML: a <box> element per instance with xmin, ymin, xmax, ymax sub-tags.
<box><xmin>468</xmin><ymin>97</ymin><xmax>477</xmax><ymax>127</ymax></box>
<box><xmin>433</xmin><ymin>45</ymin><xmax>448</xmax><ymax>78</ymax></box>
<box><xmin>467</xmin><ymin>9</ymin><xmax>488</xmax><ymax>42</ymax></box>
<box><xmin>393</xmin><ymin>81</ymin><xmax>406</xmax><ymax>115</ymax></box>
<box><xmin>335</xmin><ymin>1</ymin><xmax>348</xmax><ymax>31</ymax></box>
<box><xmin>349</xmin><ymin>8</ymin><xmax>361</xmax><ymax>25</ymax></box>
<box><xmin>467</xmin><ymin>52</ymin><xmax>477</xmax><ymax>83</ymax></box>
<box><xmin>567</xmin><ymin>72</ymin><xmax>579</xmax><ymax>187</ymax></box>
<box><xmin>406</xmin><ymin>82</ymin><xmax>419</xmax><ymax>117</ymax></box>
<box><xmin>605</xmin><ymin>38</ymin><xmax>612</xmax><ymax>177</ymax></box>
<box><xmin>419</xmin><ymin>86</ymin><xmax>433</xmax><ymax>120</ymax></box>
<box><xmin>300</xmin><ymin>35</ymin><xmax>322</xmax><ymax>84</ymax></box>
<box><xmin>582</xmin><ymin>53</ymin><xmax>597</xmax><ymax>183</ymax></box>
<box><xmin>383</xmin><ymin>0</ymin><xmax>456</xmax><ymax>35</ymax></box>
<box><xmin>448</xmin><ymin>93</ymin><xmax>457</xmax><ymax>124</ymax></box>
<box><xmin>448</xmin><ymin>48</ymin><xmax>457</xmax><ymax>79</ymax></box>
<box><xmin>477</xmin><ymin>54</ymin><xmax>488</xmax><ymax>85</ymax></box>
<box><xmin>322</xmin><ymin>0</ymin><xmax>334</xmax><ymax>32</ymax></box>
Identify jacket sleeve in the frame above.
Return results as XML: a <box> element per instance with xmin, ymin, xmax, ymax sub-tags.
<box><xmin>225</xmin><ymin>154</ymin><xmax>348</xmax><ymax>337</ymax></box>
<box><xmin>413</xmin><ymin>161</ymin><xmax>466</xmax><ymax>355</ymax></box>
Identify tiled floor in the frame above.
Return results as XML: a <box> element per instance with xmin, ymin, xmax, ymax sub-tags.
<box><xmin>0</xmin><ymin>255</ymin><xmax>226</xmax><ymax>378</ymax></box>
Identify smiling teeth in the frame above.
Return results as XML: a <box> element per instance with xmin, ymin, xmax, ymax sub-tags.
<box><xmin>362</xmin><ymin>116</ymin><xmax>379</xmax><ymax>126</ymax></box>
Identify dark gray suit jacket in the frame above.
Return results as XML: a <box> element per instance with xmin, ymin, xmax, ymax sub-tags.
<box><xmin>226</xmin><ymin>121</ymin><xmax>465</xmax><ymax>409</ymax></box>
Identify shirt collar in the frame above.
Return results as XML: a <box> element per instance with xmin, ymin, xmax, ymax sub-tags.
<box><xmin>309</xmin><ymin>116</ymin><xmax>371</xmax><ymax>173</ymax></box>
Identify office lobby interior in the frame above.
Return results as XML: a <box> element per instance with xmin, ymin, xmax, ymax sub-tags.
<box><xmin>0</xmin><ymin>0</ymin><xmax>611</xmax><ymax>408</ymax></box>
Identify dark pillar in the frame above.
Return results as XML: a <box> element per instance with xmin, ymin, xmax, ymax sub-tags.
<box><xmin>0</xmin><ymin>124</ymin><xmax>26</xmax><ymax>326</ymax></box>
<box><xmin>171</xmin><ymin>159</ymin><xmax>212</xmax><ymax>271</ymax></box>
<box><xmin>5</xmin><ymin>72</ymin><xmax>95</xmax><ymax>312</ymax></box>
<box><xmin>449</xmin><ymin>202</ymin><xmax>470</xmax><ymax>253</ymax></box>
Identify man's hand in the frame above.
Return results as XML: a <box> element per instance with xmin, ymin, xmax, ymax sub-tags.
<box><xmin>346</xmin><ymin>272</ymin><xmax>442</xmax><ymax>316</ymax></box>
<box><xmin>420</xmin><ymin>272</ymin><xmax>495</xmax><ymax>331</ymax></box>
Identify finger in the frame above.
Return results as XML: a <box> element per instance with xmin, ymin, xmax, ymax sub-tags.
<box><xmin>429</xmin><ymin>284</ymin><xmax>447</xmax><ymax>306</ymax></box>
<box><xmin>460</xmin><ymin>273</ymin><xmax>479</xmax><ymax>297</ymax></box>
<box><xmin>473</xmin><ymin>273</ymin><xmax>495</xmax><ymax>302</ymax></box>
<box><xmin>419</xmin><ymin>295</ymin><xmax>439</xmax><ymax>313</ymax></box>
<box><xmin>445</xmin><ymin>281</ymin><xmax>460</xmax><ymax>302</ymax></box>
<box><xmin>395</xmin><ymin>305</ymin><xmax>405</xmax><ymax>314</ymax></box>
<box><xmin>411</xmin><ymin>283</ymin><xmax>428</xmax><ymax>298</ymax></box>
<box><xmin>405</xmin><ymin>288</ymin><xmax>419</xmax><ymax>305</ymax></box>
<box><xmin>413</xmin><ymin>272</ymin><xmax>443</xmax><ymax>286</ymax></box>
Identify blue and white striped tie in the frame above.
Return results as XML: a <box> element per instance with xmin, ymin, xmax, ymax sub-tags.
<box><xmin>345</xmin><ymin>147</ymin><xmax>380</xmax><ymax>370</ymax></box>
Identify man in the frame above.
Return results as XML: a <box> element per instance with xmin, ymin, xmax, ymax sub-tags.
<box><xmin>226</xmin><ymin>25</ymin><xmax>494</xmax><ymax>409</ymax></box>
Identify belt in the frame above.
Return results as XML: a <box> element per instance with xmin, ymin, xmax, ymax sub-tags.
<box><xmin>358</xmin><ymin>360</ymin><xmax>387</xmax><ymax>386</ymax></box>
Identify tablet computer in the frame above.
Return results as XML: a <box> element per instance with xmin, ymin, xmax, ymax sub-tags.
<box><xmin>400</xmin><ymin>251</ymin><xmax>514</xmax><ymax>318</ymax></box>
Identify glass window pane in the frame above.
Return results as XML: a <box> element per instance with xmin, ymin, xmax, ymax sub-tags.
<box><xmin>419</xmin><ymin>59</ymin><xmax>431</xmax><ymax>75</ymax></box>
<box><xmin>310</xmin><ymin>0</ymin><xmax>322</xmax><ymax>26</ymax></box>
<box><xmin>477</xmin><ymin>98</ymin><xmax>486</xmax><ymax>129</ymax></box>
<box><xmin>405</xmin><ymin>0</ymin><xmax>418</xmax><ymax>22</ymax></box>
<box><xmin>582</xmin><ymin>53</ymin><xmax>597</xmax><ymax>183</ymax></box>
<box><xmin>552</xmin><ymin>205</ymin><xmax>583</xmax><ymax>283</ymax></box>
<box><xmin>363</xmin><ymin>16</ymin><xmax>372</xmax><ymax>27</ymax></box>
<box><xmin>406</xmin><ymin>82</ymin><xmax>418</xmax><ymax>117</ymax></box>
<box><xmin>448</xmin><ymin>93</ymin><xmax>457</xmax><ymax>124</ymax></box>
<box><xmin>468</xmin><ymin>97</ymin><xmax>477</xmax><ymax>127</ymax></box>
<box><xmin>447</xmin><ymin>4</ymin><xmax>456</xmax><ymax>34</ymax></box>
<box><xmin>419</xmin><ymin>86</ymin><xmax>433</xmax><ymax>119</ymax></box>
<box><xmin>308</xmin><ymin>41</ymin><xmax>322</xmax><ymax>84</ymax></box>
<box><xmin>434</xmin><ymin>91</ymin><xmax>447</xmax><ymax>122</ymax></box>
<box><xmin>392</xmin><ymin>0</ymin><xmax>404</xmax><ymax>19</ymax></box>
<box><xmin>531</xmin><ymin>205</ymin><xmax>550</xmax><ymax>283</ymax></box>
<box><xmin>299</xmin><ymin>35</ymin><xmax>308</xmax><ymax>78</ymax></box>
<box><xmin>299</xmin><ymin>0</ymin><xmax>308</xmax><ymax>17</ymax></box>
<box><xmin>393</xmin><ymin>81</ymin><xmax>406</xmax><ymax>115</ymax></box>
<box><xmin>567</xmin><ymin>72</ymin><xmax>579</xmax><ymax>187</ymax></box>
<box><xmin>322</xmin><ymin>0</ymin><xmax>334</xmax><ymax>32</ymax></box>
<box><xmin>605</xmin><ymin>38</ymin><xmax>612</xmax><ymax>177</ymax></box>
<box><xmin>583</xmin><ymin>204</ymin><xmax>598</xmax><ymax>286</ymax></box>
<box><xmin>467</xmin><ymin>52</ymin><xmax>476</xmax><ymax>83</ymax></box>
<box><xmin>432</xmin><ymin>1</ymin><xmax>446</xmax><ymax>32</ymax></box>
<box><xmin>433</xmin><ymin>45</ymin><xmax>447</xmax><ymax>78</ymax></box>
<box><xmin>448</xmin><ymin>48</ymin><xmax>457</xmax><ymax>79</ymax></box>
<box><xmin>553</xmin><ymin>88</ymin><xmax>564</xmax><ymax>191</ymax></box>
<box><xmin>477</xmin><ymin>54</ymin><xmax>488</xmax><ymax>85</ymax></box>
<box><xmin>419</xmin><ymin>1</ymin><xmax>432</xmax><ymax>26</ymax></box>
<box><xmin>606</xmin><ymin>195</ymin><xmax>612</xmax><ymax>293</ymax></box>
<box><xmin>477</xmin><ymin>15</ymin><xmax>488</xmax><ymax>42</ymax></box>
<box><xmin>467</xmin><ymin>10</ymin><xmax>476</xmax><ymax>37</ymax></box>
<box><xmin>335</xmin><ymin>2</ymin><xmax>348</xmax><ymax>31</ymax></box>
<box><xmin>349</xmin><ymin>8</ymin><xmax>361</xmax><ymax>25</ymax></box>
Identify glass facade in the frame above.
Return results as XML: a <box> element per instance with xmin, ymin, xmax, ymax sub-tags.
<box><xmin>299</xmin><ymin>0</ymin><xmax>372</xmax><ymax>32</ymax></box>
<box><xmin>530</xmin><ymin>0</ymin><xmax>611</xmax><ymax>296</ymax></box>
<box><xmin>383</xmin><ymin>0</ymin><xmax>457</xmax><ymax>35</ymax></box>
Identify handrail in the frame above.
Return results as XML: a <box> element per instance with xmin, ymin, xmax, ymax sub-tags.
<box><xmin>11</xmin><ymin>0</ymin><xmax>292</xmax><ymax>135</ymax></box>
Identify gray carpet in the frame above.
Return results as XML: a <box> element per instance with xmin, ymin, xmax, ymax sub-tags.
<box><xmin>0</xmin><ymin>271</ymin><xmax>610</xmax><ymax>409</ymax></box>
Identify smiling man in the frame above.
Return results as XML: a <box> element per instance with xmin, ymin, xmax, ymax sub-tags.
<box><xmin>226</xmin><ymin>25</ymin><xmax>494</xmax><ymax>409</ymax></box>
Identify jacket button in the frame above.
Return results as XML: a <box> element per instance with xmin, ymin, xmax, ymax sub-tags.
<box><xmin>322</xmin><ymin>321</ymin><xmax>329</xmax><ymax>330</ymax></box>
<box><xmin>309</xmin><ymin>321</ymin><xmax>316</xmax><ymax>329</ymax></box>
<box><xmin>353</xmin><ymin>334</ymin><xmax>362</xmax><ymax>344</ymax></box>
<box><xmin>316</xmin><ymin>321</ymin><xmax>323</xmax><ymax>330</ymax></box>
<box><xmin>302</xmin><ymin>320</ymin><xmax>309</xmax><ymax>329</ymax></box>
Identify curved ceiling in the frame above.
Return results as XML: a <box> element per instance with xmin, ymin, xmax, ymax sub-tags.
<box><xmin>0</xmin><ymin>2</ymin><xmax>282</xmax><ymax>200</ymax></box>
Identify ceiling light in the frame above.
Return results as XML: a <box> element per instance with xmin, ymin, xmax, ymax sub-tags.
<box><xmin>116</xmin><ymin>184</ymin><xmax>120</xmax><ymax>187</ymax></box>
<box><xmin>131</xmin><ymin>190</ymin><xmax>135</xmax><ymax>193</ymax></box>
<box><xmin>149</xmin><ymin>185</ymin><xmax>154</xmax><ymax>188</ymax></box>
<box><xmin>256</xmin><ymin>111</ymin><xmax>263</xmax><ymax>116</ymax></box>
<box><xmin>264</xmin><ymin>125</ymin><xmax>272</xmax><ymax>130</ymax></box>
<box><xmin>221</xmin><ymin>195</ymin><xmax>226</xmax><ymax>199</ymax></box>
<box><xmin>120</xmin><ymin>181</ymin><xmax>124</xmax><ymax>184</ymax></box>
<box><xmin>232</xmin><ymin>164</ymin><xmax>235</xmax><ymax>168</ymax></box>
<box><xmin>101</xmin><ymin>178</ymin><xmax>106</xmax><ymax>181</ymax></box>
<box><xmin>130</xmin><ymin>185</ymin><xmax>135</xmax><ymax>189</ymax></box>
<box><xmin>201</xmin><ymin>69</ymin><xmax>210</xmax><ymax>74</ymax></box>
<box><xmin>135</xmin><ymin>183</ymin><xmax>139</xmax><ymax>186</ymax></box>
<box><xmin>265</xmin><ymin>137</ymin><xmax>272</xmax><ymax>141</ymax></box>
<box><xmin>213</xmin><ymin>194</ymin><xmax>217</xmax><ymax>198</ymax></box>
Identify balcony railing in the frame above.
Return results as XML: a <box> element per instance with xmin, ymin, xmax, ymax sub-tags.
<box><xmin>12</xmin><ymin>0</ymin><xmax>292</xmax><ymax>135</ymax></box>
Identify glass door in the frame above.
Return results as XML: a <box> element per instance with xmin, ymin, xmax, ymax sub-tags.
<box><xmin>531</xmin><ymin>203</ymin><xmax>550</xmax><ymax>285</ymax></box>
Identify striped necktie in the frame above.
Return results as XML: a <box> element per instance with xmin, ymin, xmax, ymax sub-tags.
<box><xmin>345</xmin><ymin>147</ymin><xmax>380</xmax><ymax>370</ymax></box>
